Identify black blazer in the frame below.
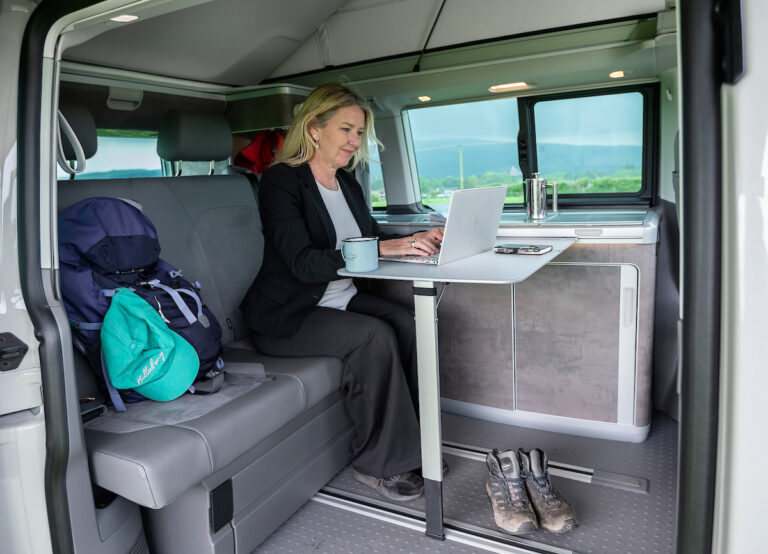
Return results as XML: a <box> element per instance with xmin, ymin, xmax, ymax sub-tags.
<box><xmin>241</xmin><ymin>162</ymin><xmax>402</xmax><ymax>338</ymax></box>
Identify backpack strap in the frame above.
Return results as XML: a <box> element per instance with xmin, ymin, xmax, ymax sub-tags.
<box><xmin>70</xmin><ymin>320</ymin><xmax>103</xmax><ymax>331</ymax></box>
<box><xmin>100</xmin><ymin>350</ymin><xmax>127</xmax><ymax>412</ymax></box>
<box><xmin>144</xmin><ymin>280</ymin><xmax>205</xmax><ymax>326</ymax></box>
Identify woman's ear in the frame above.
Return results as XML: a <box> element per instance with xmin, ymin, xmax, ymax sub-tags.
<box><xmin>307</xmin><ymin>119</ymin><xmax>319</xmax><ymax>140</ymax></box>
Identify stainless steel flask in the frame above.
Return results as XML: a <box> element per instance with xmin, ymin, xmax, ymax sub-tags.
<box><xmin>525</xmin><ymin>172</ymin><xmax>558</xmax><ymax>220</ymax></box>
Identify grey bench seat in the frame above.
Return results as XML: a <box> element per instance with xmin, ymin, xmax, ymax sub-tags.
<box><xmin>84</xmin><ymin>355</ymin><xmax>341</xmax><ymax>508</ymax></box>
<box><xmin>58</xmin><ymin>164</ymin><xmax>351</xmax><ymax>551</ymax></box>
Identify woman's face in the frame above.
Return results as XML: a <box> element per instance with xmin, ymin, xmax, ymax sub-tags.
<box><xmin>311</xmin><ymin>105</ymin><xmax>365</xmax><ymax>170</ymax></box>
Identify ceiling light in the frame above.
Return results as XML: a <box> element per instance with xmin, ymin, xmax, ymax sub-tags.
<box><xmin>488</xmin><ymin>82</ymin><xmax>529</xmax><ymax>93</ymax></box>
<box><xmin>110</xmin><ymin>14</ymin><xmax>139</xmax><ymax>23</ymax></box>
<box><xmin>609</xmin><ymin>70</ymin><xmax>625</xmax><ymax>79</ymax></box>
<box><xmin>418</xmin><ymin>96</ymin><xmax>431</xmax><ymax>102</ymax></box>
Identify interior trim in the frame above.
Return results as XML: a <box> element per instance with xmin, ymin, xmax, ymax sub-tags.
<box><xmin>677</xmin><ymin>0</ymin><xmax>724</xmax><ymax>552</ymax></box>
<box><xmin>18</xmin><ymin>0</ymin><xmax>101</xmax><ymax>551</ymax></box>
<box><xmin>441</xmin><ymin>398</ymin><xmax>651</xmax><ymax>443</ymax></box>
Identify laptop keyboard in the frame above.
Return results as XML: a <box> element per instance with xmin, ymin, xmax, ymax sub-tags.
<box><xmin>388</xmin><ymin>251</ymin><xmax>440</xmax><ymax>264</ymax></box>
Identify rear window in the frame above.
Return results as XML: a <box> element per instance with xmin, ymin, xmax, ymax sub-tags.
<box><xmin>57</xmin><ymin>130</ymin><xmax>162</xmax><ymax>180</ymax></box>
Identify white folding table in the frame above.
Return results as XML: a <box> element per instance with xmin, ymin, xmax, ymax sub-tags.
<box><xmin>339</xmin><ymin>237</ymin><xmax>576</xmax><ymax>539</ymax></box>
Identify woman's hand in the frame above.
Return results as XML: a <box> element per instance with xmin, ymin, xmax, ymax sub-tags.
<box><xmin>379</xmin><ymin>227</ymin><xmax>445</xmax><ymax>257</ymax></box>
<box><xmin>414</xmin><ymin>228</ymin><xmax>444</xmax><ymax>248</ymax></box>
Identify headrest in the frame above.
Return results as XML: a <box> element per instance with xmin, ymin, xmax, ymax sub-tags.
<box><xmin>156</xmin><ymin>110</ymin><xmax>232</xmax><ymax>162</ymax></box>
<box><xmin>59</xmin><ymin>102</ymin><xmax>97</xmax><ymax>160</ymax></box>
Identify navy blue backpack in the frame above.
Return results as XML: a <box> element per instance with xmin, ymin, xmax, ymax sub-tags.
<box><xmin>59</xmin><ymin>197</ymin><xmax>223</xmax><ymax>410</ymax></box>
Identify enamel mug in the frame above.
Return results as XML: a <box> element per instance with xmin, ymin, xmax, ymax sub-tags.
<box><xmin>341</xmin><ymin>237</ymin><xmax>379</xmax><ymax>272</ymax></box>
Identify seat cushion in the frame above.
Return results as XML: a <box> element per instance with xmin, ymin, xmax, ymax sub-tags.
<box><xmin>222</xmin><ymin>347</ymin><xmax>343</xmax><ymax>410</ymax></box>
<box><xmin>84</xmin><ymin>374</ymin><xmax>305</xmax><ymax>509</ymax></box>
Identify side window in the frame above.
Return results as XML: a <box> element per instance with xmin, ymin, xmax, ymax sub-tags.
<box><xmin>56</xmin><ymin>130</ymin><xmax>162</xmax><ymax>180</ymax></box>
<box><xmin>403</xmin><ymin>85</ymin><xmax>655</xmax><ymax>209</ymax></box>
<box><xmin>406</xmin><ymin>98</ymin><xmax>522</xmax><ymax>211</ymax></box>
<box><xmin>533</xmin><ymin>92</ymin><xmax>644</xmax><ymax>195</ymax></box>
<box><xmin>368</xmin><ymin>136</ymin><xmax>386</xmax><ymax>208</ymax></box>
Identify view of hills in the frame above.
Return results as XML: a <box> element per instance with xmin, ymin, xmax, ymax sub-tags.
<box><xmin>370</xmin><ymin>139</ymin><xmax>643</xmax><ymax>206</ymax></box>
<box><xmin>412</xmin><ymin>139</ymin><xmax>642</xmax><ymax>180</ymax></box>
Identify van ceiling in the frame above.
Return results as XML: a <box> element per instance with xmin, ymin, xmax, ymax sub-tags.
<box><xmin>62</xmin><ymin>0</ymin><xmax>668</xmax><ymax>86</ymax></box>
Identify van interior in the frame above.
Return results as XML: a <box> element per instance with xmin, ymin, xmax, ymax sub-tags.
<box><xmin>20</xmin><ymin>0</ymin><xmax>694</xmax><ymax>552</ymax></box>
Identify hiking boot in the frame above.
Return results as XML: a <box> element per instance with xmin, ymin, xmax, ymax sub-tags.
<box><xmin>352</xmin><ymin>469</ymin><xmax>424</xmax><ymax>502</ymax></box>
<box><xmin>518</xmin><ymin>448</ymin><xmax>577</xmax><ymax>534</ymax></box>
<box><xmin>485</xmin><ymin>449</ymin><xmax>538</xmax><ymax>534</ymax></box>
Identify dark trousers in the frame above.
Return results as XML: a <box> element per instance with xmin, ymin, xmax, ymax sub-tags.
<box><xmin>252</xmin><ymin>292</ymin><xmax>421</xmax><ymax>478</ymax></box>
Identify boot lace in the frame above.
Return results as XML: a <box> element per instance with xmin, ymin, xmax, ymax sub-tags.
<box><xmin>487</xmin><ymin>452</ymin><xmax>528</xmax><ymax>509</ymax></box>
<box><xmin>530</xmin><ymin>473</ymin><xmax>562</xmax><ymax>506</ymax></box>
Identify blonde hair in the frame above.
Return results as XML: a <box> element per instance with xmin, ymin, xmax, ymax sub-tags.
<box><xmin>273</xmin><ymin>82</ymin><xmax>380</xmax><ymax>170</ymax></box>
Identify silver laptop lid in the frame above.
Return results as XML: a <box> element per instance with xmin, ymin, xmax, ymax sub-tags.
<box><xmin>438</xmin><ymin>185</ymin><xmax>507</xmax><ymax>265</ymax></box>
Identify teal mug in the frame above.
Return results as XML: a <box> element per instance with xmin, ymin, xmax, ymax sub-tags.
<box><xmin>341</xmin><ymin>237</ymin><xmax>379</xmax><ymax>272</ymax></box>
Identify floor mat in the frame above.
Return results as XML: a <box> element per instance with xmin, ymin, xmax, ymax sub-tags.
<box><xmin>323</xmin><ymin>411</ymin><xmax>678</xmax><ymax>554</ymax></box>
<box><xmin>255</xmin><ymin>499</ymin><xmax>488</xmax><ymax>553</ymax></box>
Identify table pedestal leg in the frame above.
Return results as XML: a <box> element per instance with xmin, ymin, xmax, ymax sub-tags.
<box><xmin>413</xmin><ymin>280</ymin><xmax>444</xmax><ymax>540</ymax></box>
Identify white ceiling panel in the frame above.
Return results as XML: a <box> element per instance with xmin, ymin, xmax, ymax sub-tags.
<box><xmin>62</xmin><ymin>0</ymin><xmax>667</xmax><ymax>85</ymax></box>
<box><xmin>63</xmin><ymin>0</ymin><xmax>347</xmax><ymax>85</ymax></box>
<box><xmin>270</xmin><ymin>0</ymin><xmax>666</xmax><ymax>79</ymax></box>
<box><xmin>428</xmin><ymin>0</ymin><xmax>667</xmax><ymax>48</ymax></box>
<box><xmin>326</xmin><ymin>0</ymin><xmax>441</xmax><ymax>66</ymax></box>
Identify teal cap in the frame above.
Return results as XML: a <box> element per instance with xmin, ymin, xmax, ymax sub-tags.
<box><xmin>101</xmin><ymin>288</ymin><xmax>198</xmax><ymax>401</ymax></box>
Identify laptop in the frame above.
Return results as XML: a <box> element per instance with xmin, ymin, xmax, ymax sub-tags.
<box><xmin>381</xmin><ymin>185</ymin><xmax>507</xmax><ymax>266</ymax></box>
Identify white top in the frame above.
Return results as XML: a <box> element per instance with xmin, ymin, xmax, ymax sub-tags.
<box><xmin>316</xmin><ymin>180</ymin><xmax>361</xmax><ymax>310</ymax></box>
<box><xmin>338</xmin><ymin>238</ymin><xmax>577</xmax><ymax>284</ymax></box>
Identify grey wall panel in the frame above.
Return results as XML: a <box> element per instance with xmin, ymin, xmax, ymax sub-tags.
<box><xmin>515</xmin><ymin>264</ymin><xmax>621</xmax><ymax>422</ymax></box>
<box><xmin>437</xmin><ymin>284</ymin><xmax>514</xmax><ymax>410</ymax></box>
<box><xmin>371</xmin><ymin>281</ymin><xmax>515</xmax><ymax>410</ymax></box>
<box><xmin>652</xmin><ymin>202</ymin><xmax>680</xmax><ymax>421</ymax></box>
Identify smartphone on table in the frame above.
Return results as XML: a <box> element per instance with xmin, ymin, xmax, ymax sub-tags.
<box><xmin>493</xmin><ymin>243</ymin><xmax>553</xmax><ymax>255</ymax></box>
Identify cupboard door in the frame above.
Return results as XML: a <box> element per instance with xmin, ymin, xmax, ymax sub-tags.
<box><xmin>514</xmin><ymin>263</ymin><xmax>639</xmax><ymax>423</ymax></box>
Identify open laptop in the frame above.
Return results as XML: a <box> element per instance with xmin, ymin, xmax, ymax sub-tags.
<box><xmin>381</xmin><ymin>185</ymin><xmax>507</xmax><ymax>265</ymax></box>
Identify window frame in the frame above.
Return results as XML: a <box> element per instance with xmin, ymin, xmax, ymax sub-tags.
<box><xmin>523</xmin><ymin>83</ymin><xmax>659</xmax><ymax>208</ymax></box>
<box><xmin>400</xmin><ymin>83</ymin><xmax>659</xmax><ymax>212</ymax></box>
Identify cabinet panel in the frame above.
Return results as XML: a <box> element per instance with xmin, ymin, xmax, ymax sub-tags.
<box><xmin>372</xmin><ymin>242</ymin><xmax>653</xmax><ymax>440</ymax></box>
<box><xmin>515</xmin><ymin>263</ymin><xmax>636</xmax><ymax>423</ymax></box>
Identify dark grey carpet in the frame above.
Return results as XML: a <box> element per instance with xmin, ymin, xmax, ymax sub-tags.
<box><xmin>255</xmin><ymin>499</ymin><xmax>488</xmax><ymax>553</ymax></box>
<box><xmin>258</xmin><ymin>411</ymin><xmax>677</xmax><ymax>554</ymax></box>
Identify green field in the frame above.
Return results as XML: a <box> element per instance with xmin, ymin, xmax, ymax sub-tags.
<box><xmin>370</xmin><ymin>170</ymin><xmax>642</xmax><ymax>208</ymax></box>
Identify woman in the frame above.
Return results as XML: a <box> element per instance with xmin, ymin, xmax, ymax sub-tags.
<box><xmin>241</xmin><ymin>83</ymin><xmax>444</xmax><ymax>501</ymax></box>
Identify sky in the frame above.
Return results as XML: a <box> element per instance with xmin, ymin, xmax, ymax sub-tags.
<box><xmin>407</xmin><ymin>91</ymin><xmax>643</xmax><ymax>147</ymax></box>
<box><xmin>86</xmin><ymin>137</ymin><xmax>160</xmax><ymax>172</ymax></box>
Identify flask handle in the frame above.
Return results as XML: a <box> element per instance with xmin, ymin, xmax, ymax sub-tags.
<box><xmin>545</xmin><ymin>182</ymin><xmax>558</xmax><ymax>213</ymax></box>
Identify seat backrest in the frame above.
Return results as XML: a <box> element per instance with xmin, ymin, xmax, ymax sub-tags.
<box><xmin>57</xmin><ymin>108</ymin><xmax>264</xmax><ymax>345</ymax></box>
